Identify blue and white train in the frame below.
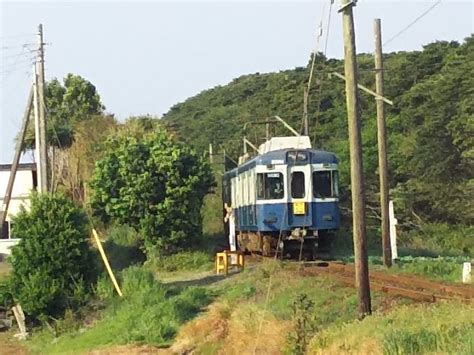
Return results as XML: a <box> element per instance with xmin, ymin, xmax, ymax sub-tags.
<box><xmin>222</xmin><ymin>136</ymin><xmax>340</xmax><ymax>259</ymax></box>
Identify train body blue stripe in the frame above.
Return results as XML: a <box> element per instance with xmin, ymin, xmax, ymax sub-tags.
<box><xmin>235</xmin><ymin>202</ymin><xmax>339</xmax><ymax>232</ymax></box>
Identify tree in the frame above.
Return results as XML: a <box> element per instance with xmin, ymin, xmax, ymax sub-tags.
<box><xmin>24</xmin><ymin>73</ymin><xmax>104</xmax><ymax>149</ymax></box>
<box><xmin>394</xmin><ymin>36</ymin><xmax>474</xmax><ymax>224</ymax></box>
<box><xmin>89</xmin><ymin>124</ymin><xmax>214</xmax><ymax>255</ymax></box>
<box><xmin>8</xmin><ymin>193</ymin><xmax>97</xmax><ymax>319</ymax></box>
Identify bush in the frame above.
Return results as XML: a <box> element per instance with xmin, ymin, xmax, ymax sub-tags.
<box><xmin>8</xmin><ymin>193</ymin><xmax>98</xmax><ymax>319</ymax></box>
<box><xmin>150</xmin><ymin>250</ymin><xmax>213</xmax><ymax>272</ymax></box>
<box><xmin>55</xmin><ymin>266</ymin><xmax>213</xmax><ymax>348</ymax></box>
<box><xmin>393</xmin><ymin>256</ymin><xmax>471</xmax><ymax>282</ymax></box>
<box><xmin>0</xmin><ymin>278</ymin><xmax>13</xmax><ymax>308</ymax></box>
<box><xmin>90</xmin><ymin>127</ymin><xmax>214</xmax><ymax>256</ymax></box>
<box><xmin>104</xmin><ymin>224</ymin><xmax>145</xmax><ymax>271</ymax></box>
<box><xmin>400</xmin><ymin>223</ymin><xmax>474</xmax><ymax>256</ymax></box>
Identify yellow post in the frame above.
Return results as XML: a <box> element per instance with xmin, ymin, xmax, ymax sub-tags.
<box><xmin>238</xmin><ymin>252</ymin><xmax>245</xmax><ymax>270</ymax></box>
<box><xmin>92</xmin><ymin>228</ymin><xmax>123</xmax><ymax>297</ymax></box>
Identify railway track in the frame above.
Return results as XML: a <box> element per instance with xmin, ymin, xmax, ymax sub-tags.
<box><xmin>299</xmin><ymin>261</ymin><xmax>474</xmax><ymax>303</ymax></box>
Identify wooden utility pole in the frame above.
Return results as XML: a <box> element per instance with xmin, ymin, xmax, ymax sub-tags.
<box><xmin>37</xmin><ymin>24</ymin><xmax>48</xmax><ymax>192</ymax></box>
<box><xmin>340</xmin><ymin>0</ymin><xmax>371</xmax><ymax>317</ymax></box>
<box><xmin>303</xmin><ymin>86</ymin><xmax>309</xmax><ymax>136</ymax></box>
<box><xmin>374</xmin><ymin>18</ymin><xmax>392</xmax><ymax>268</ymax></box>
<box><xmin>0</xmin><ymin>87</ymin><xmax>34</xmax><ymax>229</ymax></box>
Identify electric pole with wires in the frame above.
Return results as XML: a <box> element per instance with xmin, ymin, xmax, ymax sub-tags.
<box><xmin>36</xmin><ymin>23</ymin><xmax>48</xmax><ymax>193</ymax></box>
<box><xmin>340</xmin><ymin>0</ymin><xmax>371</xmax><ymax>318</ymax></box>
<box><xmin>374</xmin><ymin>18</ymin><xmax>392</xmax><ymax>268</ymax></box>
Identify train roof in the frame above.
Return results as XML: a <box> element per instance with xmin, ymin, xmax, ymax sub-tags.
<box><xmin>223</xmin><ymin>148</ymin><xmax>338</xmax><ymax>177</ymax></box>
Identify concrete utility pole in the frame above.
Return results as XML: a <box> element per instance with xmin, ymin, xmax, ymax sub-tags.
<box><xmin>340</xmin><ymin>0</ymin><xmax>371</xmax><ymax>318</ymax></box>
<box><xmin>0</xmin><ymin>88</ymin><xmax>34</xmax><ymax>230</ymax></box>
<box><xmin>33</xmin><ymin>65</ymin><xmax>45</xmax><ymax>193</ymax></box>
<box><xmin>374</xmin><ymin>18</ymin><xmax>392</xmax><ymax>268</ymax></box>
<box><xmin>37</xmin><ymin>24</ymin><xmax>48</xmax><ymax>193</ymax></box>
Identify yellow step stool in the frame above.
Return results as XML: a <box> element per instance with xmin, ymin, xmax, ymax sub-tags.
<box><xmin>215</xmin><ymin>250</ymin><xmax>245</xmax><ymax>275</ymax></box>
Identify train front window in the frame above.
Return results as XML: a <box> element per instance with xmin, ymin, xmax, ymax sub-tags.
<box><xmin>313</xmin><ymin>170</ymin><xmax>338</xmax><ymax>198</ymax></box>
<box><xmin>257</xmin><ymin>172</ymin><xmax>284</xmax><ymax>199</ymax></box>
<box><xmin>291</xmin><ymin>172</ymin><xmax>305</xmax><ymax>198</ymax></box>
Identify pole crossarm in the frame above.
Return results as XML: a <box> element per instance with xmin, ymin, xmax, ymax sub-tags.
<box><xmin>329</xmin><ymin>71</ymin><xmax>394</xmax><ymax>105</ymax></box>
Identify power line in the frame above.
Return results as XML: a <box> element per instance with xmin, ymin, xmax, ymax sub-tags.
<box><xmin>0</xmin><ymin>57</ymin><xmax>35</xmax><ymax>72</ymax></box>
<box><xmin>1</xmin><ymin>43</ymin><xmax>36</xmax><ymax>50</ymax></box>
<box><xmin>302</xmin><ymin>0</ymin><xmax>332</xmax><ymax>135</ymax></box>
<box><xmin>2</xmin><ymin>48</ymin><xmax>36</xmax><ymax>61</ymax></box>
<box><xmin>312</xmin><ymin>0</ymin><xmax>334</xmax><ymax>145</ymax></box>
<box><xmin>383</xmin><ymin>0</ymin><xmax>442</xmax><ymax>47</ymax></box>
<box><xmin>0</xmin><ymin>33</ymin><xmax>34</xmax><ymax>39</ymax></box>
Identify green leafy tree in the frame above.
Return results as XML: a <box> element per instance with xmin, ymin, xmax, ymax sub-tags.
<box><xmin>24</xmin><ymin>73</ymin><xmax>104</xmax><ymax>149</ymax></box>
<box><xmin>8</xmin><ymin>193</ymin><xmax>97</xmax><ymax>319</ymax></box>
<box><xmin>394</xmin><ymin>36</ymin><xmax>474</xmax><ymax>224</ymax></box>
<box><xmin>90</xmin><ymin>125</ymin><xmax>214</xmax><ymax>255</ymax></box>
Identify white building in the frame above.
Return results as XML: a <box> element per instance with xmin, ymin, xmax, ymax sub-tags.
<box><xmin>0</xmin><ymin>163</ymin><xmax>37</xmax><ymax>255</ymax></box>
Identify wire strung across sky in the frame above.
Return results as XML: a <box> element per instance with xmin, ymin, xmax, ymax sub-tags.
<box><xmin>383</xmin><ymin>0</ymin><xmax>442</xmax><ymax>47</ymax></box>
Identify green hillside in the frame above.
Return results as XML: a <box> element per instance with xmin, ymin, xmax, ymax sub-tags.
<box><xmin>163</xmin><ymin>36</ymin><xmax>473</xmax><ymax>233</ymax></box>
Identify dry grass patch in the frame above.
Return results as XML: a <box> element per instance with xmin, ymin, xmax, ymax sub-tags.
<box><xmin>171</xmin><ymin>301</ymin><xmax>291</xmax><ymax>354</ymax></box>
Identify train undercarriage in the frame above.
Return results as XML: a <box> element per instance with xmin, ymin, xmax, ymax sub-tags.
<box><xmin>236</xmin><ymin>230</ymin><xmax>334</xmax><ymax>260</ymax></box>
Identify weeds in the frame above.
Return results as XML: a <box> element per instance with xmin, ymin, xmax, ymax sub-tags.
<box><xmin>150</xmin><ymin>250</ymin><xmax>213</xmax><ymax>272</ymax></box>
<box><xmin>27</xmin><ymin>265</ymin><xmax>212</xmax><ymax>353</ymax></box>
<box><xmin>285</xmin><ymin>293</ymin><xmax>317</xmax><ymax>355</ymax></box>
<box><xmin>383</xmin><ymin>323</ymin><xmax>474</xmax><ymax>355</ymax></box>
<box><xmin>310</xmin><ymin>302</ymin><xmax>474</xmax><ymax>354</ymax></box>
<box><xmin>391</xmin><ymin>256</ymin><xmax>471</xmax><ymax>283</ymax></box>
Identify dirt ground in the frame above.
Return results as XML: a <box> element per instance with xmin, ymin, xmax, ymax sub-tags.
<box><xmin>0</xmin><ymin>331</ymin><xmax>28</xmax><ymax>355</ymax></box>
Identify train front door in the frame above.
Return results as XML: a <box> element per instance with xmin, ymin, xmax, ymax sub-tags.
<box><xmin>287</xmin><ymin>165</ymin><xmax>312</xmax><ymax>227</ymax></box>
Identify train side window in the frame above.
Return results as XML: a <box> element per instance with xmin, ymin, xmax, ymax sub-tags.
<box><xmin>257</xmin><ymin>172</ymin><xmax>284</xmax><ymax>200</ymax></box>
<box><xmin>291</xmin><ymin>172</ymin><xmax>305</xmax><ymax>198</ymax></box>
<box><xmin>313</xmin><ymin>171</ymin><xmax>332</xmax><ymax>198</ymax></box>
<box><xmin>332</xmin><ymin>171</ymin><xmax>339</xmax><ymax>197</ymax></box>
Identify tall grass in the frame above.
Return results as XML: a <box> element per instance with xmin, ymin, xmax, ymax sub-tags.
<box><xmin>27</xmin><ymin>266</ymin><xmax>212</xmax><ymax>353</ymax></box>
<box><xmin>383</xmin><ymin>324</ymin><xmax>474</xmax><ymax>355</ymax></box>
<box><xmin>150</xmin><ymin>250</ymin><xmax>214</xmax><ymax>272</ymax></box>
<box><xmin>399</xmin><ymin>223</ymin><xmax>473</xmax><ymax>256</ymax></box>
<box><xmin>391</xmin><ymin>256</ymin><xmax>472</xmax><ymax>283</ymax></box>
<box><xmin>310</xmin><ymin>302</ymin><xmax>474</xmax><ymax>354</ymax></box>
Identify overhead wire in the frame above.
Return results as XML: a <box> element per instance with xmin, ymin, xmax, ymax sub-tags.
<box><xmin>1</xmin><ymin>43</ymin><xmax>36</xmax><ymax>50</ymax></box>
<box><xmin>383</xmin><ymin>0</ymin><xmax>442</xmax><ymax>47</ymax></box>
<box><xmin>0</xmin><ymin>33</ymin><xmax>35</xmax><ymax>39</ymax></box>
<box><xmin>312</xmin><ymin>0</ymin><xmax>334</xmax><ymax>146</ymax></box>
<box><xmin>301</xmin><ymin>0</ymin><xmax>327</xmax><ymax>133</ymax></box>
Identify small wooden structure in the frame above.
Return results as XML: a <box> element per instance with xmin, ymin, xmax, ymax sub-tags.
<box><xmin>215</xmin><ymin>250</ymin><xmax>244</xmax><ymax>275</ymax></box>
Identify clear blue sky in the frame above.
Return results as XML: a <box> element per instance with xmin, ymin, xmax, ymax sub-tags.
<box><xmin>1</xmin><ymin>0</ymin><xmax>473</xmax><ymax>163</ymax></box>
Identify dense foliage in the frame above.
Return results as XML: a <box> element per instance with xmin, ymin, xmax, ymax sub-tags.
<box><xmin>24</xmin><ymin>73</ymin><xmax>104</xmax><ymax>149</ymax></box>
<box><xmin>163</xmin><ymin>36</ymin><xmax>474</xmax><ymax>229</ymax></box>
<box><xmin>90</xmin><ymin>126</ymin><xmax>214</xmax><ymax>254</ymax></box>
<box><xmin>7</xmin><ymin>194</ymin><xmax>97</xmax><ymax>319</ymax></box>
